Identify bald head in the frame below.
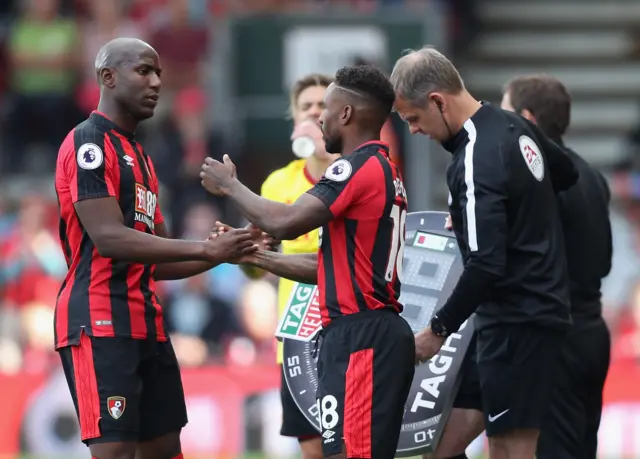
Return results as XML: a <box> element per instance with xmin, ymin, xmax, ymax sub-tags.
<box><xmin>93</xmin><ymin>38</ymin><xmax>161</xmax><ymax>122</ymax></box>
<box><xmin>95</xmin><ymin>38</ymin><xmax>157</xmax><ymax>84</ymax></box>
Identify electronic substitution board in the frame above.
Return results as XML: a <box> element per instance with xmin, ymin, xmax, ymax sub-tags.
<box><xmin>280</xmin><ymin>211</ymin><xmax>476</xmax><ymax>456</ymax></box>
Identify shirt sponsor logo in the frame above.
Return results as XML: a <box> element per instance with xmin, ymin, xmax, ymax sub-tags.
<box><xmin>518</xmin><ymin>135</ymin><xmax>544</xmax><ymax>181</ymax></box>
<box><xmin>135</xmin><ymin>183</ymin><xmax>157</xmax><ymax>230</ymax></box>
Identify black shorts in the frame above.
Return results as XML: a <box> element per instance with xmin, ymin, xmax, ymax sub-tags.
<box><xmin>317</xmin><ymin>309</ymin><xmax>415</xmax><ymax>459</ymax></box>
<box><xmin>537</xmin><ymin>317</ymin><xmax>611</xmax><ymax>459</ymax></box>
<box><xmin>280</xmin><ymin>364</ymin><xmax>321</xmax><ymax>439</ymax></box>
<box><xmin>58</xmin><ymin>331</ymin><xmax>188</xmax><ymax>444</ymax></box>
<box><xmin>452</xmin><ymin>333</ymin><xmax>482</xmax><ymax>412</ymax></box>
<box><xmin>476</xmin><ymin>324</ymin><xmax>565</xmax><ymax>437</ymax></box>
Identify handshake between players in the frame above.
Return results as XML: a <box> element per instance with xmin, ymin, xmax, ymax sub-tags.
<box><xmin>199</xmin><ymin>49</ymin><xmax>607</xmax><ymax>459</ymax></box>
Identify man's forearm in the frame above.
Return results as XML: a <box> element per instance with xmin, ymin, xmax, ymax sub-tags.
<box><xmin>155</xmin><ymin>261</ymin><xmax>217</xmax><ymax>281</ymax></box>
<box><xmin>226</xmin><ymin>181</ymin><xmax>300</xmax><ymax>240</ymax></box>
<box><xmin>434</xmin><ymin>267</ymin><xmax>498</xmax><ymax>333</ymax></box>
<box><xmin>248</xmin><ymin>251</ymin><xmax>317</xmax><ymax>284</ymax></box>
<box><xmin>95</xmin><ymin>226</ymin><xmax>207</xmax><ymax>264</ymax></box>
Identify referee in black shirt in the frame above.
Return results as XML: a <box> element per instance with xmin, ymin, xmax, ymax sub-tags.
<box><xmin>390</xmin><ymin>47</ymin><xmax>579</xmax><ymax>459</ymax></box>
<box><xmin>502</xmin><ymin>75</ymin><xmax>612</xmax><ymax>459</ymax></box>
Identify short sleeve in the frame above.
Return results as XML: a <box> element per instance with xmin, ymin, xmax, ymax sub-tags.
<box><xmin>307</xmin><ymin>156</ymin><xmax>372</xmax><ymax>218</ymax></box>
<box><xmin>63</xmin><ymin>131</ymin><xmax>117</xmax><ymax>203</ymax></box>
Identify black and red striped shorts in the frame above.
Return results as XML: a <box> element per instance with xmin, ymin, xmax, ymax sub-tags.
<box><xmin>317</xmin><ymin>309</ymin><xmax>415</xmax><ymax>459</ymax></box>
<box><xmin>57</xmin><ymin>330</ymin><xmax>188</xmax><ymax>444</ymax></box>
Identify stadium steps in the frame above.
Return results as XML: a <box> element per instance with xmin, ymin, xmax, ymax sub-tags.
<box><xmin>459</xmin><ymin>0</ymin><xmax>640</xmax><ymax>167</ymax></box>
<box><xmin>482</xmin><ymin>0</ymin><xmax>640</xmax><ymax>29</ymax></box>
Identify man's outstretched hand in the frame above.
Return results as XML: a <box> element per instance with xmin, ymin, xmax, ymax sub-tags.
<box><xmin>200</xmin><ymin>154</ymin><xmax>237</xmax><ymax>196</ymax></box>
<box><xmin>209</xmin><ymin>221</ymin><xmax>278</xmax><ymax>264</ymax></box>
<box><xmin>202</xmin><ymin>228</ymin><xmax>258</xmax><ymax>263</ymax></box>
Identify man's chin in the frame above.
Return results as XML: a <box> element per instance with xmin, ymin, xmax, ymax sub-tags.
<box><xmin>135</xmin><ymin>107</ymin><xmax>156</xmax><ymax>120</ymax></box>
<box><xmin>323</xmin><ymin>142</ymin><xmax>341</xmax><ymax>155</ymax></box>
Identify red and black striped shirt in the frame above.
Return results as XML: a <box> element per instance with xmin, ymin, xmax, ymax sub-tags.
<box><xmin>54</xmin><ymin>111</ymin><xmax>166</xmax><ymax>349</ymax></box>
<box><xmin>307</xmin><ymin>141</ymin><xmax>408</xmax><ymax>326</ymax></box>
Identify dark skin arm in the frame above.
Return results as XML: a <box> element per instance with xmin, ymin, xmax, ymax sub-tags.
<box><xmin>153</xmin><ymin>222</ymin><xmax>217</xmax><ymax>281</ymax></box>
<box><xmin>74</xmin><ymin>197</ymin><xmax>257</xmax><ymax>264</ymax></box>
<box><xmin>212</xmin><ymin>222</ymin><xmax>315</xmax><ymax>283</ymax></box>
<box><xmin>225</xmin><ymin>181</ymin><xmax>330</xmax><ymax>241</ymax></box>
<box><xmin>246</xmin><ymin>251</ymin><xmax>318</xmax><ymax>285</ymax></box>
<box><xmin>214</xmin><ymin>221</ymin><xmax>277</xmax><ymax>279</ymax></box>
<box><xmin>200</xmin><ymin>155</ymin><xmax>333</xmax><ymax>241</ymax></box>
<box><xmin>153</xmin><ymin>223</ymin><xmax>275</xmax><ymax>281</ymax></box>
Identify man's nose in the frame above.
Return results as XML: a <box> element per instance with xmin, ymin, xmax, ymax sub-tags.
<box><xmin>149</xmin><ymin>73</ymin><xmax>161</xmax><ymax>90</ymax></box>
<box><xmin>308</xmin><ymin>106</ymin><xmax>323</xmax><ymax>120</ymax></box>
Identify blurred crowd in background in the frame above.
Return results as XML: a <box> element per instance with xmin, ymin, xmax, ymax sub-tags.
<box><xmin>0</xmin><ymin>0</ymin><xmax>478</xmax><ymax>377</ymax></box>
<box><xmin>0</xmin><ymin>0</ymin><xmax>638</xmax><ymax>384</ymax></box>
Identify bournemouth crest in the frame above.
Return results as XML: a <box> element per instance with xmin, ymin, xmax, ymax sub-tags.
<box><xmin>107</xmin><ymin>396</ymin><xmax>126</xmax><ymax>420</ymax></box>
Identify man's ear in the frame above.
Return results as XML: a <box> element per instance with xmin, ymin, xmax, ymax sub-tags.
<box><xmin>430</xmin><ymin>93</ymin><xmax>445</xmax><ymax>112</ymax></box>
<box><xmin>521</xmin><ymin>108</ymin><xmax>537</xmax><ymax>125</ymax></box>
<box><xmin>340</xmin><ymin>105</ymin><xmax>353</xmax><ymax>125</ymax></box>
<box><xmin>100</xmin><ymin>68</ymin><xmax>116</xmax><ymax>88</ymax></box>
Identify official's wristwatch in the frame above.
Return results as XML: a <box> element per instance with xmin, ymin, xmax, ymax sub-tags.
<box><xmin>429</xmin><ymin>314</ymin><xmax>450</xmax><ymax>338</ymax></box>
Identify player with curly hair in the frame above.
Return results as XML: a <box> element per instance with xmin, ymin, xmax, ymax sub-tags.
<box><xmin>200</xmin><ymin>64</ymin><xmax>415</xmax><ymax>459</ymax></box>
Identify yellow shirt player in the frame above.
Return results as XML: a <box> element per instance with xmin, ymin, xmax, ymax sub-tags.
<box><xmin>261</xmin><ymin>158</ymin><xmax>321</xmax><ymax>364</ymax></box>
<box><xmin>241</xmin><ymin>74</ymin><xmax>339</xmax><ymax>459</ymax></box>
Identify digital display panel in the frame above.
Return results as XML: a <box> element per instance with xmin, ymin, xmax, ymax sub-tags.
<box><xmin>399</xmin><ymin>231</ymin><xmax>461</xmax><ymax>333</ymax></box>
<box><xmin>414</xmin><ymin>231</ymin><xmax>449</xmax><ymax>251</ymax></box>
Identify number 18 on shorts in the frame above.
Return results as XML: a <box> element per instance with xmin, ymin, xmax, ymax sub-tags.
<box><xmin>318</xmin><ymin>394</ymin><xmax>340</xmax><ymax>442</ymax></box>
<box><xmin>316</xmin><ymin>310</ymin><xmax>415</xmax><ymax>459</ymax></box>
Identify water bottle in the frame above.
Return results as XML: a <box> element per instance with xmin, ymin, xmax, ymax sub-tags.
<box><xmin>292</xmin><ymin>136</ymin><xmax>316</xmax><ymax>158</ymax></box>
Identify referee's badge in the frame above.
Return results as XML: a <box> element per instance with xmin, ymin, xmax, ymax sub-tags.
<box><xmin>518</xmin><ymin>136</ymin><xmax>544</xmax><ymax>182</ymax></box>
<box><xmin>77</xmin><ymin>143</ymin><xmax>104</xmax><ymax>170</ymax></box>
<box><xmin>324</xmin><ymin>159</ymin><xmax>352</xmax><ymax>182</ymax></box>
<box><xmin>107</xmin><ymin>396</ymin><xmax>126</xmax><ymax>420</ymax></box>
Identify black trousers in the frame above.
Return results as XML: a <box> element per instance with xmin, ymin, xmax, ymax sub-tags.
<box><xmin>537</xmin><ymin>316</ymin><xmax>611</xmax><ymax>459</ymax></box>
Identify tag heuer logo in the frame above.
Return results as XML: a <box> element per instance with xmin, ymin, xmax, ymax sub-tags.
<box><xmin>275</xmin><ymin>283</ymin><xmax>322</xmax><ymax>342</ymax></box>
<box><xmin>107</xmin><ymin>396</ymin><xmax>126</xmax><ymax>419</ymax></box>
